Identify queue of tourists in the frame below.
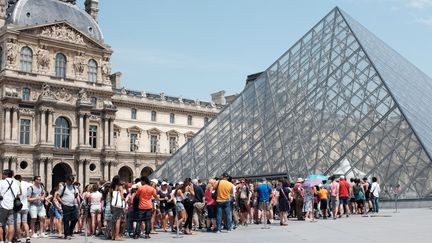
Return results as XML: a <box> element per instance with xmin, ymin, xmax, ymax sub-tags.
<box><xmin>0</xmin><ymin>169</ymin><xmax>381</xmax><ymax>242</ymax></box>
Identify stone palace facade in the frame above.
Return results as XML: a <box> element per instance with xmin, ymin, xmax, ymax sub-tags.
<box><xmin>0</xmin><ymin>0</ymin><xmax>221</xmax><ymax>190</ymax></box>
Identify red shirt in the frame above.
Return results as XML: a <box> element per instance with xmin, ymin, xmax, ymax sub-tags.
<box><xmin>339</xmin><ymin>180</ymin><xmax>350</xmax><ymax>197</ymax></box>
<box><xmin>136</xmin><ymin>185</ymin><xmax>157</xmax><ymax>210</ymax></box>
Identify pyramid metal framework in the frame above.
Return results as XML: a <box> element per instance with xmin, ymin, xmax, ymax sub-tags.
<box><xmin>152</xmin><ymin>7</ymin><xmax>432</xmax><ymax>200</ymax></box>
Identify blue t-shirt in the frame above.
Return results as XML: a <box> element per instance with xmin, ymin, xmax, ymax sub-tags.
<box><xmin>256</xmin><ymin>183</ymin><xmax>272</xmax><ymax>202</ymax></box>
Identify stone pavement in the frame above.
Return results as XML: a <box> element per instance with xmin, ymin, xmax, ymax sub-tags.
<box><xmin>29</xmin><ymin>208</ymin><xmax>432</xmax><ymax>243</ymax></box>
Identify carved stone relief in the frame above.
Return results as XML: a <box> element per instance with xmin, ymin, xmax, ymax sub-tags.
<box><xmin>73</xmin><ymin>55</ymin><xmax>86</xmax><ymax>74</ymax></box>
<box><xmin>36</xmin><ymin>47</ymin><xmax>50</xmax><ymax>72</ymax></box>
<box><xmin>6</xmin><ymin>41</ymin><xmax>18</xmax><ymax>67</ymax></box>
<box><xmin>4</xmin><ymin>87</ymin><xmax>18</xmax><ymax>97</ymax></box>
<box><xmin>77</xmin><ymin>88</ymin><xmax>90</xmax><ymax>103</ymax></box>
<box><xmin>38</xmin><ymin>83</ymin><xmax>55</xmax><ymax>100</ymax></box>
<box><xmin>40</xmin><ymin>25</ymin><xmax>85</xmax><ymax>45</ymax></box>
<box><xmin>53</xmin><ymin>87</ymin><xmax>73</xmax><ymax>103</ymax></box>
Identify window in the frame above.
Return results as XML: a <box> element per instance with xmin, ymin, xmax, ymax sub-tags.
<box><xmin>151</xmin><ymin>111</ymin><xmax>157</xmax><ymax>121</ymax></box>
<box><xmin>54</xmin><ymin>117</ymin><xmax>70</xmax><ymax>148</ymax></box>
<box><xmin>187</xmin><ymin>115</ymin><xmax>193</xmax><ymax>126</ymax></box>
<box><xmin>169</xmin><ymin>136</ymin><xmax>177</xmax><ymax>154</ymax></box>
<box><xmin>22</xmin><ymin>87</ymin><xmax>30</xmax><ymax>101</ymax></box>
<box><xmin>20</xmin><ymin>47</ymin><xmax>33</xmax><ymax>72</ymax></box>
<box><xmin>131</xmin><ymin>108</ymin><xmax>137</xmax><ymax>119</ymax></box>
<box><xmin>19</xmin><ymin>119</ymin><xmax>30</xmax><ymax>144</ymax></box>
<box><xmin>89</xmin><ymin>125</ymin><xmax>97</xmax><ymax>148</ymax></box>
<box><xmin>130</xmin><ymin>133</ymin><xmax>138</xmax><ymax>151</ymax></box>
<box><xmin>204</xmin><ymin>117</ymin><xmax>209</xmax><ymax>125</ymax></box>
<box><xmin>88</xmin><ymin>59</ymin><xmax>97</xmax><ymax>82</ymax></box>
<box><xmin>90</xmin><ymin>97</ymin><xmax>97</xmax><ymax>108</ymax></box>
<box><xmin>169</xmin><ymin>113</ymin><xmax>175</xmax><ymax>124</ymax></box>
<box><xmin>55</xmin><ymin>53</ymin><xmax>67</xmax><ymax>78</ymax></box>
<box><xmin>150</xmin><ymin>135</ymin><xmax>158</xmax><ymax>153</ymax></box>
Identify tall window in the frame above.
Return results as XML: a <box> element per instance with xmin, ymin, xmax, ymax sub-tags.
<box><xmin>90</xmin><ymin>97</ymin><xmax>97</xmax><ymax>108</ymax></box>
<box><xmin>150</xmin><ymin>135</ymin><xmax>158</xmax><ymax>153</ymax></box>
<box><xmin>54</xmin><ymin>117</ymin><xmax>70</xmax><ymax>149</ymax></box>
<box><xmin>20</xmin><ymin>47</ymin><xmax>33</xmax><ymax>72</ymax></box>
<box><xmin>130</xmin><ymin>133</ymin><xmax>138</xmax><ymax>151</ymax></box>
<box><xmin>169</xmin><ymin>136</ymin><xmax>177</xmax><ymax>154</ymax></box>
<box><xmin>20</xmin><ymin>119</ymin><xmax>30</xmax><ymax>144</ymax></box>
<box><xmin>55</xmin><ymin>53</ymin><xmax>67</xmax><ymax>78</ymax></box>
<box><xmin>131</xmin><ymin>108</ymin><xmax>137</xmax><ymax>119</ymax></box>
<box><xmin>22</xmin><ymin>87</ymin><xmax>30</xmax><ymax>101</ymax></box>
<box><xmin>169</xmin><ymin>113</ymin><xmax>175</xmax><ymax>124</ymax></box>
<box><xmin>151</xmin><ymin>111</ymin><xmax>157</xmax><ymax>121</ymax></box>
<box><xmin>89</xmin><ymin>125</ymin><xmax>97</xmax><ymax>148</ymax></box>
<box><xmin>204</xmin><ymin>117</ymin><xmax>209</xmax><ymax>125</ymax></box>
<box><xmin>88</xmin><ymin>59</ymin><xmax>98</xmax><ymax>82</ymax></box>
<box><xmin>187</xmin><ymin>115</ymin><xmax>193</xmax><ymax>126</ymax></box>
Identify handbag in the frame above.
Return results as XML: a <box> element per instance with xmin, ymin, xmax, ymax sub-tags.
<box><xmin>9</xmin><ymin>180</ymin><xmax>23</xmax><ymax>212</ymax></box>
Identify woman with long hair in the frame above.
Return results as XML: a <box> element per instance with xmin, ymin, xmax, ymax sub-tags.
<box><xmin>182</xmin><ymin>178</ymin><xmax>195</xmax><ymax>235</ymax></box>
<box><xmin>174</xmin><ymin>183</ymin><xmax>186</xmax><ymax>232</ymax></box>
<box><xmin>204</xmin><ymin>179</ymin><xmax>217</xmax><ymax>231</ymax></box>
<box><xmin>89</xmin><ymin>183</ymin><xmax>103</xmax><ymax>236</ymax></box>
<box><xmin>110</xmin><ymin>176</ymin><xmax>125</xmax><ymax>241</ymax></box>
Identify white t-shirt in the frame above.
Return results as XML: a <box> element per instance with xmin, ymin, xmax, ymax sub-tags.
<box><xmin>371</xmin><ymin>182</ymin><xmax>380</xmax><ymax>198</ymax></box>
<box><xmin>58</xmin><ymin>184</ymin><xmax>78</xmax><ymax>207</ymax></box>
<box><xmin>20</xmin><ymin>181</ymin><xmax>31</xmax><ymax>210</ymax></box>
<box><xmin>0</xmin><ymin>178</ymin><xmax>20</xmax><ymax>210</ymax></box>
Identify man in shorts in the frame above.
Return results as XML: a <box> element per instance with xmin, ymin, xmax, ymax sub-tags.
<box><xmin>15</xmin><ymin>175</ymin><xmax>31</xmax><ymax>243</ymax></box>
<box><xmin>338</xmin><ymin>176</ymin><xmax>351</xmax><ymax>217</ymax></box>
<box><xmin>27</xmin><ymin>176</ymin><xmax>48</xmax><ymax>238</ymax></box>
<box><xmin>329</xmin><ymin>177</ymin><xmax>340</xmax><ymax>219</ymax></box>
<box><xmin>0</xmin><ymin>169</ymin><xmax>20</xmax><ymax>243</ymax></box>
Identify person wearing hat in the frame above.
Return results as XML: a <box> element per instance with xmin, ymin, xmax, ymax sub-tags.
<box><xmin>215</xmin><ymin>172</ymin><xmax>234</xmax><ymax>233</ymax></box>
<box><xmin>0</xmin><ymin>169</ymin><xmax>20</xmax><ymax>243</ymax></box>
<box><xmin>292</xmin><ymin>178</ymin><xmax>305</xmax><ymax>221</ymax></box>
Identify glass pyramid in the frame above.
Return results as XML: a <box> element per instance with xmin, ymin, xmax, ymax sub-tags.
<box><xmin>152</xmin><ymin>7</ymin><xmax>432</xmax><ymax>200</ymax></box>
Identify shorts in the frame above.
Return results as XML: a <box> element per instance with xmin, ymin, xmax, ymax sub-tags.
<box><xmin>16</xmin><ymin>209</ymin><xmax>29</xmax><ymax>224</ymax></box>
<box><xmin>160</xmin><ymin>203</ymin><xmax>174</xmax><ymax>214</ymax></box>
<box><xmin>54</xmin><ymin>208</ymin><xmax>63</xmax><ymax>219</ymax></box>
<box><xmin>176</xmin><ymin>202</ymin><xmax>185</xmax><ymax>211</ymax></box>
<box><xmin>350</xmin><ymin>197</ymin><xmax>356</xmax><ymax>203</ymax></box>
<box><xmin>258</xmin><ymin>201</ymin><xmax>270</xmax><ymax>211</ymax></box>
<box><xmin>0</xmin><ymin>208</ymin><xmax>15</xmax><ymax>226</ymax></box>
<box><xmin>29</xmin><ymin>204</ymin><xmax>46</xmax><ymax>219</ymax></box>
<box><xmin>330</xmin><ymin>196</ymin><xmax>339</xmax><ymax>209</ymax></box>
<box><xmin>206</xmin><ymin>205</ymin><xmax>216</xmax><ymax>219</ymax></box>
<box><xmin>90</xmin><ymin>204</ymin><xmax>102</xmax><ymax>214</ymax></box>
<box><xmin>340</xmin><ymin>197</ymin><xmax>349</xmax><ymax>205</ymax></box>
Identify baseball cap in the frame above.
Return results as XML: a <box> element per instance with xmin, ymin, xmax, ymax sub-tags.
<box><xmin>222</xmin><ymin>172</ymin><xmax>229</xmax><ymax>178</ymax></box>
<box><xmin>150</xmin><ymin>179</ymin><xmax>158</xmax><ymax>184</ymax></box>
<box><xmin>161</xmin><ymin>181</ymin><xmax>168</xmax><ymax>186</ymax></box>
<box><xmin>297</xmin><ymin>177</ymin><xmax>304</xmax><ymax>183</ymax></box>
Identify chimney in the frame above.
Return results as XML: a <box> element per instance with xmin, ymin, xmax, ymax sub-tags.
<box><xmin>211</xmin><ymin>90</ymin><xmax>226</xmax><ymax>106</ymax></box>
<box><xmin>0</xmin><ymin>0</ymin><xmax>6</xmax><ymax>28</ymax></box>
<box><xmin>110</xmin><ymin>72</ymin><xmax>122</xmax><ymax>89</ymax></box>
<box><xmin>85</xmin><ymin>0</ymin><xmax>99</xmax><ymax>22</ymax></box>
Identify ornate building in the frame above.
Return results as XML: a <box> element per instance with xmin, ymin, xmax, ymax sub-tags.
<box><xmin>0</xmin><ymin>0</ymin><xmax>221</xmax><ymax>189</ymax></box>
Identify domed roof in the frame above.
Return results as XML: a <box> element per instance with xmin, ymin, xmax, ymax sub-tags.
<box><xmin>7</xmin><ymin>0</ymin><xmax>103</xmax><ymax>42</ymax></box>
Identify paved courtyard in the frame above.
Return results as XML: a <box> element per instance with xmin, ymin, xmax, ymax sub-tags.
<box><xmin>30</xmin><ymin>208</ymin><xmax>431</xmax><ymax>243</ymax></box>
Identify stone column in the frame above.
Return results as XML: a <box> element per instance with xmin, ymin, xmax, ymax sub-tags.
<box><xmin>104</xmin><ymin>118</ymin><xmax>109</xmax><ymax>148</ymax></box>
<box><xmin>78</xmin><ymin>159</ymin><xmax>84</xmax><ymax>187</ymax></box>
<box><xmin>40</xmin><ymin>110</ymin><xmax>46</xmax><ymax>143</ymax></box>
<box><xmin>3</xmin><ymin>157</ymin><xmax>9</xmax><ymax>170</ymax></box>
<box><xmin>11</xmin><ymin>108</ymin><xmax>18</xmax><ymax>141</ymax></box>
<box><xmin>84</xmin><ymin>115</ymin><xmax>88</xmax><ymax>145</ymax></box>
<box><xmin>47</xmin><ymin>111</ymin><xmax>53</xmax><ymax>144</ymax></box>
<box><xmin>79</xmin><ymin>114</ymin><xmax>84</xmax><ymax>146</ymax></box>
<box><xmin>39</xmin><ymin>158</ymin><xmax>45</xmax><ymax>182</ymax></box>
<box><xmin>4</xmin><ymin>107</ymin><xmax>11</xmax><ymax>140</ymax></box>
<box><xmin>46</xmin><ymin>158</ymin><xmax>53</xmax><ymax>190</ymax></box>
<box><xmin>103</xmin><ymin>160</ymin><xmax>109</xmax><ymax>181</ymax></box>
<box><xmin>109</xmin><ymin>161</ymin><xmax>118</xmax><ymax>180</ymax></box>
<box><xmin>109</xmin><ymin>119</ymin><xmax>114</xmax><ymax>147</ymax></box>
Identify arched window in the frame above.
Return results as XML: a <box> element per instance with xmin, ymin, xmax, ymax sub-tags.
<box><xmin>20</xmin><ymin>47</ymin><xmax>33</xmax><ymax>72</ymax></box>
<box><xmin>55</xmin><ymin>53</ymin><xmax>67</xmax><ymax>78</ymax></box>
<box><xmin>22</xmin><ymin>87</ymin><xmax>31</xmax><ymax>101</ymax></box>
<box><xmin>88</xmin><ymin>59</ymin><xmax>97</xmax><ymax>82</ymax></box>
<box><xmin>187</xmin><ymin>115</ymin><xmax>193</xmax><ymax>126</ymax></box>
<box><xmin>170</xmin><ymin>113</ymin><xmax>175</xmax><ymax>124</ymax></box>
<box><xmin>90</xmin><ymin>97</ymin><xmax>97</xmax><ymax>108</ymax></box>
<box><xmin>54</xmin><ymin>117</ymin><xmax>70</xmax><ymax>149</ymax></box>
<box><xmin>151</xmin><ymin>111</ymin><xmax>157</xmax><ymax>122</ymax></box>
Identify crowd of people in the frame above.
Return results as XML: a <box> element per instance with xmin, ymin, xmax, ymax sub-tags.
<box><xmin>0</xmin><ymin>168</ymin><xmax>382</xmax><ymax>243</ymax></box>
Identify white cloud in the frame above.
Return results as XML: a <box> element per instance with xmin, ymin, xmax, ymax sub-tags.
<box><xmin>415</xmin><ymin>16</ymin><xmax>432</xmax><ymax>26</ymax></box>
<box><xmin>407</xmin><ymin>0</ymin><xmax>432</xmax><ymax>9</ymax></box>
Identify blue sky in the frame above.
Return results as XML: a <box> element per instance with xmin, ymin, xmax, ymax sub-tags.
<box><xmin>77</xmin><ymin>0</ymin><xmax>432</xmax><ymax>101</ymax></box>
